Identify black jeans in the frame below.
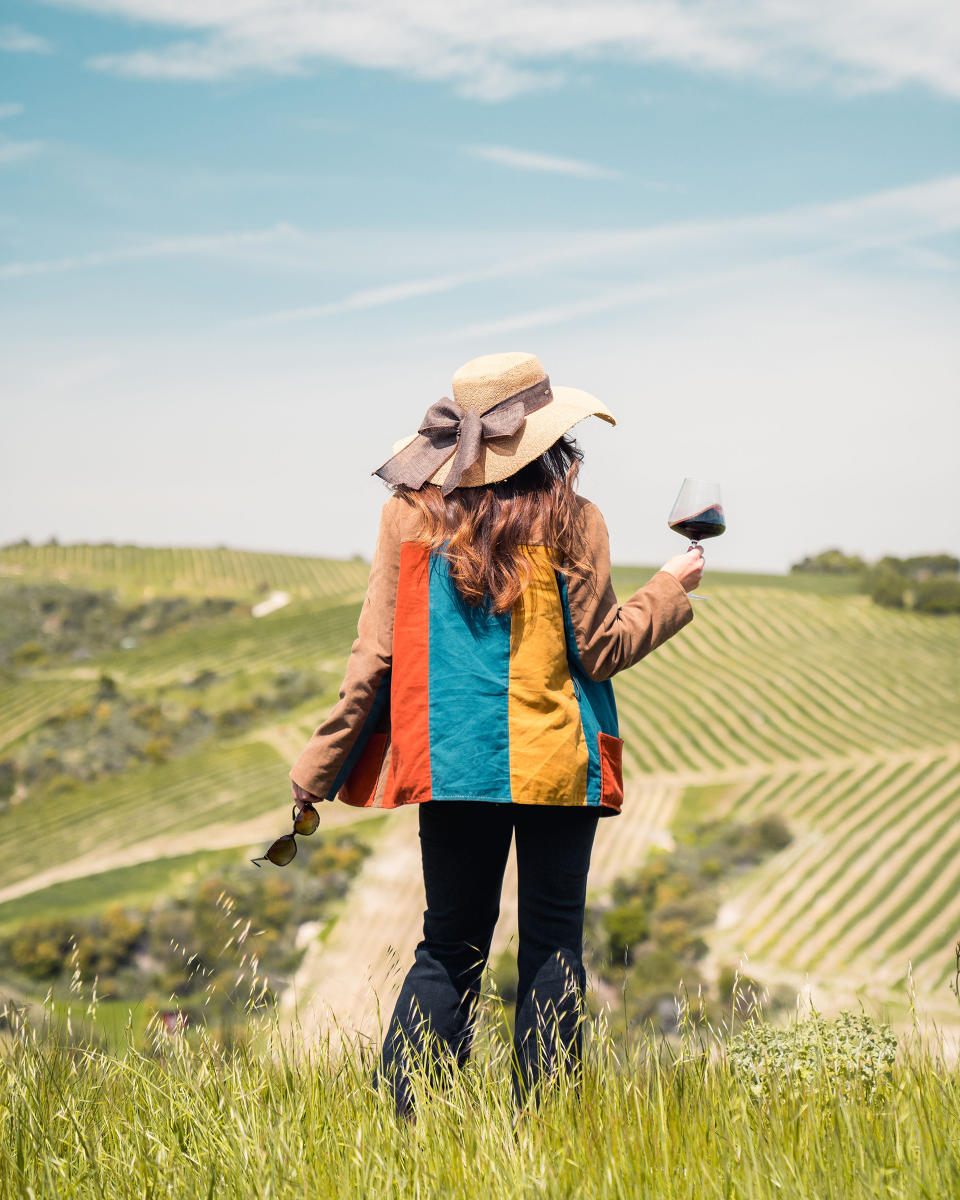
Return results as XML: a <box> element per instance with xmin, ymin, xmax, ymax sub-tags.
<box><xmin>376</xmin><ymin>800</ymin><xmax>600</xmax><ymax>1112</ymax></box>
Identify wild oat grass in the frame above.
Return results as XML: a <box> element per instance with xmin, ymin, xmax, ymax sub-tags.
<box><xmin>2</xmin><ymin>989</ymin><xmax>958</xmax><ymax>1200</ymax></box>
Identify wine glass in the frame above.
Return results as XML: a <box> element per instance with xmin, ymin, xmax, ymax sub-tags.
<box><xmin>668</xmin><ymin>478</ymin><xmax>724</xmax><ymax>599</ymax></box>
<box><xmin>668</xmin><ymin>478</ymin><xmax>725</xmax><ymax>550</ymax></box>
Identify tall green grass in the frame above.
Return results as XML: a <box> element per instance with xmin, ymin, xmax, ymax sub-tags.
<box><xmin>2</xmin><ymin>993</ymin><xmax>958</xmax><ymax>1200</ymax></box>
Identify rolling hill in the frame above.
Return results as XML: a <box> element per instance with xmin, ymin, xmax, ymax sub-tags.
<box><xmin>1</xmin><ymin>540</ymin><xmax>958</xmax><ymax>1040</ymax></box>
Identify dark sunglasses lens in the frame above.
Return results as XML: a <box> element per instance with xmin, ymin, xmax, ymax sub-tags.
<box><xmin>293</xmin><ymin>806</ymin><xmax>320</xmax><ymax>836</ymax></box>
<box><xmin>265</xmin><ymin>834</ymin><xmax>298</xmax><ymax>866</ymax></box>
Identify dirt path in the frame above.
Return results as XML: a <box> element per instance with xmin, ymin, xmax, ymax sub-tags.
<box><xmin>0</xmin><ymin>803</ymin><xmax>380</xmax><ymax>908</ymax></box>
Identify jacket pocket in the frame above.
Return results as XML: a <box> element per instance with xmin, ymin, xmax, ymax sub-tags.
<box><xmin>339</xmin><ymin>732</ymin><xmax>390</xmax><ymax>808</ymax></box>
<box><xmin>597</xmin><ymin>731</ymin><xmax>624</xmax><ymax>813</ymax></box>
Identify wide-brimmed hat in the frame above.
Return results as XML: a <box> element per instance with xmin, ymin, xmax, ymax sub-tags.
<box><xmin>373</xmin><ymin>351</ymin><xmax>615</xmax><ymax>496</ymax></box>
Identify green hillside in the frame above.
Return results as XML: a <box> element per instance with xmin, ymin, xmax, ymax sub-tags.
<box><xmin>0</xmin><ymin>540</ymin><xmax>370</xmax><ymax>602</ymax></box>
<box><xmin>0</xmin><ymin>541</ymin><xmax>958</xmax><ymax>1032</ymax></box>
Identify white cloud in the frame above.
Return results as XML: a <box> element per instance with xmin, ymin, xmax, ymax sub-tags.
<box><xmin>0</xmin><ymin>138</ymin><xmax>43</xmax><ymax>166</ymax></box>
<box><xmin>0</xmin><ymin>25</ymin><xmax>53</xmax><ymax>54</ymax></box>
<box><xmin>465</xmin><ymin>144</ymin><xmax>621</xmax><ymax>179</ymax></box>
<box><xmin>60</xmin><ymin>0</ymin><xmax>960</xmax><ymax>99</ymax></box>
<box><xmin>0</xmin><ymin>102</ymin><xmax>24</xmax><ymax>119</ymax></box>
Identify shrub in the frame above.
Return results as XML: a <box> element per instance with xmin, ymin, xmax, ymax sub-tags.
<box><xmin>790</xmin><ymin>549</ymin><xmax>866</xmax><ymax>575</ymax></box>
<box><xmin>656</xmin><ymin>894</ymin><xmax>717</xmax><ymax>924</ymax></box>
<box><xmin>752</xmin><ymin>814</ymin><xmax>793</xmax><ymax>853</ymax></box>
<box><xmin>728</xmin><ymin>1011</ymin><xmax>897</xmax><ymax>1099</ymax></box>
<box><xmin>650</xmin><ymin>916</ymin><xmax>708</xmax><ymax>960</ymax></box>
<box><xmin>716</xmin><ymin>966</ymin><xmax>766</xmax><ymax>1017</ymax></box>
<box><xmin>902</xmin><ymin>554</ymin><xmax>960</xmax><ymax>578</ymax></box>
<box><xmin>12</xmin><ymin>641</ymin><xmax>47</xmax><ymax>667</ymax></box>
<box><xmin>97</xmin><ymin>673</ymin><xmax>119</xmax><ymax>699</ymax></box>
<box><xmin>870</xmin><ymin>570</ymin><xmax>907</xmax><ymax>609</ymax></box>
<box><xmin>143</xmin><ymin>737</ymin><xmax>172</xmax><ymax>764</ymax></box>
<box><xmin>303</xmin><ymin>834</ymin><xmax>371</xmax><ymax>899</ymax></box>
<box><xmin>602</xmin><ymin>901</ymin><xmax>649</xmax><ymax>964</ymax></box>
<box><xmin>913</xmin><ymin>577</ymin><xmax>960</xmax><ymax>615</ymax></box>
<box><xmin>3</xmin><ymin>920</ymin><xmax>74</xmax><ymax>980</ymax></box>
<box><xmin>0</xmin><ymin>758</ymin><xmax>14</xmax><ymax>802</ymax></box>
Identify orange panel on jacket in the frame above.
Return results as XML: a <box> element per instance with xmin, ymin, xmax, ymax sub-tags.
<box><xmin>382</xmin><ymin>541</ymin><xmax>432</xmax><ymax>807</ymax></box>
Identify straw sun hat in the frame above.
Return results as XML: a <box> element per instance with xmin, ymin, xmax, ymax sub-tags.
<box><xmin>374</xmin><ymin>351</ymin><xmax>615</xmax><ymax>497</ymax></box>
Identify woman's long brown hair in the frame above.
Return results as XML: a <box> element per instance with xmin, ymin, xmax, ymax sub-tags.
<box><xmin>393</xmin><ymin>435</ymin><xmax>588</xmax><ymax>614</ymax></box>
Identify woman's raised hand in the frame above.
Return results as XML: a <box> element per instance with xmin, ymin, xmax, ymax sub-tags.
<box><xmin>659</xmin><ymin>546</ymin><xmax>705</xmax><ymax>593</ymax></box>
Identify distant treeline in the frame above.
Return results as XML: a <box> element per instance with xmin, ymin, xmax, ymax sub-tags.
<box><xmin>791</xmin><ymin>550</ymin><xmax>960</xmax><ymax>614</ymax></box>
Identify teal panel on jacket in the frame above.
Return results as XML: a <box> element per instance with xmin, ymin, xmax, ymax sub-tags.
<box><xmin>556</xmin><ymin>571</ymin><xmax>620</xmax><ymax>805</ymax></box>
<box><xmin>428</xmin><ymin>552</ymin><xmax>512</xmax><ymax>801</ymax></box>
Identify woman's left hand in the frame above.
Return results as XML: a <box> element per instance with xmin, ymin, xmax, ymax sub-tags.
<box><xmin>291</xmin><ymin>779</ymin><xmax>322</xmax><ymax>810</ymax></box>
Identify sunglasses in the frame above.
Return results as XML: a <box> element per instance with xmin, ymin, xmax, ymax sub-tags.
<box><xmin>251</xmin><ymin>802</ymin><xmax>320</xmax><ymax>867</ymax></box>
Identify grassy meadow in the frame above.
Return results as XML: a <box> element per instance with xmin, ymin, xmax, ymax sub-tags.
<box><xmin>2</xmin><ymin>995</ymin><xmax>960</xmax><ymax>1200</ymax></box>
<box><xmin>1</xmin><ymin>538</ymin><xmax>959</xmax><ymax>1197</ymax></box>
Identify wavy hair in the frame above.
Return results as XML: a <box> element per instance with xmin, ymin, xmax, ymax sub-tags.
<box><xmin>392</xmin><ymin>435</ymin><xmax>588</xmax><ymax>614</ymax></box>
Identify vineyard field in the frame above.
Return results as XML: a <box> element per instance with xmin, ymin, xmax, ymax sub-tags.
<box><xmin>0</xmin><ymin>541</ymin><xmax>957</xmax><ymax>1038</ymax></box>
<box><xmin>0</xmin><ymin>541</ymin><xmax>370</xmax><ymax>602</ymax></box>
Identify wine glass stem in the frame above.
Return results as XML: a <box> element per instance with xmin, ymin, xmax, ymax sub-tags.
<box><xmin>687</xmin><ymin>538</ymin><xmax>704</xmax><ymax>600</ymax></box>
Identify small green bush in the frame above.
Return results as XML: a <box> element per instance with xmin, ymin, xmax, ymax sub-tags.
<box><xmin>602</xmin><ymin>900</ymin><xmax>649</xmax><ymax>963</ymax></box>
<box><xmin>12</xmin><ymin>640</ymin><xmax>47</xmax><ymax>667</ymax></box>
<box><xmin>870</xmin><ymin>569</ymin><xmax>907</xmax><ymax>609</ymax></box>
<box><xmin>790</xmin><ymin>549</ymin><xmax>866</xmax><ymax>575</ymax></box>
<box><xmin>913</xmin><ymin>577</ymin><xmax>960</xmax><ymax>615</ymax></box>
<box><xmin>728</xmin><ymin>1011</ymin><xmax>897</xmax><ymax>1099</ymax></box>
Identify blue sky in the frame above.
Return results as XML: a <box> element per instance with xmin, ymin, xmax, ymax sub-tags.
<box><xmin>2</xmin><ymin>1</ymin><xmax>959</xmax><ymax>571</ymax></box>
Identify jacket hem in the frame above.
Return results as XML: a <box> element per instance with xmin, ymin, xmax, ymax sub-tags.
<box><xmin>339</xmin><ymin>792</ymin><xmax>608</xmax><ymax>809</ymax></box>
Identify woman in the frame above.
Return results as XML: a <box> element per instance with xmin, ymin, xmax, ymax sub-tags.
<box><xmin>286</xmin><ymin>351</ymin><xmax>703</xmax><ymax>1112</ymax></box>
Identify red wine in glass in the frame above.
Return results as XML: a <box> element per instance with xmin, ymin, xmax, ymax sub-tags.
<box><xmin>668</xmin><ymin>479</ymin><xmax>726</xmax><ymax>549</ymax></box>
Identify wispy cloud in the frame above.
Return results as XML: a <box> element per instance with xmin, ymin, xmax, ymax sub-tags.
<box><xmin>432</xmin><ymin>229</ymin><xmax>960</xmax><ymax>343</ymax></box>
<box><xmin>230</xmin><ymin>250</ymin><xmax>587</xmax><ymax>328</ymax></box>
<box><xmin>5</xmin><ymin>177</ymin><xmax>958</xmax><ymax>339</ymax></box>
<box><xmin>465</xmin><ymin>144</ymin><xmax>621</xmax><ymax>179</ymax></box>
<box><xmin>0</xmin><ymin>223</ymin><xmax>298</xmax><ymax>279</ymax></box>
<box><xmin>0</xmin><ymin>102</ymin><xmax>24</xmax><ymax>119</ymax></box>
<box><xmin>0</xmin><ymin>26</ymin><xmax>53</xmax><ymax>55</ymax></box>
<box><xmin>0</xmin><ymin>138</ymin><xmax>42</xmax><ymax>166</ymax></box>
<box><xmin>430</xmin><ymin>270</ymin><xmax>741</xmax><ymax>343</ymax></box>
<box><xmin>73</xmin><ymin>0</ymin><xmax>960</xmax><ymax>99</ymax></box>
<box><xmin>238</xmin><ymin>174</ymin><xmax>960</xmax><ymax>326</ymax></box>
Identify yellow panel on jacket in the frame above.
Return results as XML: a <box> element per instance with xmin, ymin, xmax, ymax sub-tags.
<box><xmin>508</xmin><ymin>547</ymin><xmax>590</xmax><ymax>805</ymax></box>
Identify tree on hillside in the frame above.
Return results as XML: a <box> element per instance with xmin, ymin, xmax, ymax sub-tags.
<box><xmin>790</xmin><ymin>549</ymin><xmax>867</xmax><ymax>575</ymax></box>
<box><xmin>793</xmin><ymin>548</ymin><xmax>960</xmax><ymax>613</ymax></box>
<box><xmin>902</xmin><ymin>555</ymin><xmax>960</xmax><ymax>579</ymax></box>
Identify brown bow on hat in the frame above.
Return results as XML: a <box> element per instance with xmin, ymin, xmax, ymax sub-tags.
<box><xmin>373</xmin><ymin>352</ymin><xmax>616</xmax><ymax>495</ymax></box>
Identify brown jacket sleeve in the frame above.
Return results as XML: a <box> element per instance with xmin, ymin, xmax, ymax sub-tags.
<box><xmin>564</xmin><ymin>499</ymin><xmax>694</xmax><ymax>682</ymax></box>
<box><xmin>289</xmin><ymin>496</ymin><xmax>403</xmax><ymax>799</ymax></box>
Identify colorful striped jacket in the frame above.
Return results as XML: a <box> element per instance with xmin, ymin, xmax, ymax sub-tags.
<box><xmin>289</xmin><ymin>494</ymin><xmax>693</xmax><ymax>816</ymax></box>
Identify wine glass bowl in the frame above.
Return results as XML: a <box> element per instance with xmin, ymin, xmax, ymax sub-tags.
<box><xmin>668</xmin><ymin>478</ymin><xmax>725</xmax><ymax>549</ymax></box>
